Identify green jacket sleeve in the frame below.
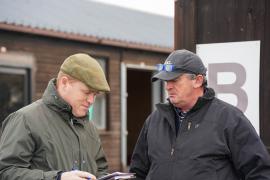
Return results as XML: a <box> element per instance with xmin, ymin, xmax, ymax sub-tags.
<box><xmin>0</xmin><ymin>112</ymin><xmax>60</xmax><ymax>180</ymax></box>
<box><xmin>95</xmin><ymin>143</ymin><xmax>109</xmax><ymax>178</ymax></box>
<box><xmin>129</xmin><ymin>117</ymin><xmax>150</xmax><ymax>180</ymax></box>
<box><xmin>90</xmin><ymin>123</ymin><xmax>108</xmax><ymax>178</ymax></box>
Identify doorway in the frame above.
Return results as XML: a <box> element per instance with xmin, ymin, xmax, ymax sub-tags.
<box><xmin>126</xmin><ymin>69</ymin><xmax>152</xmax><ymax>165</ymax></box>
<box><xmin>121</xmin><ymin>63</ymin><xmax>164</xmax><ymax>168</ymax></box>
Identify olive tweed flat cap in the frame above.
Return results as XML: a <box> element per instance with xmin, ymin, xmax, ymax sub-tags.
<box><xmin>60</xmin><ymin>53</ymin><xmax>110</xmax><ymax>92</ymax></box>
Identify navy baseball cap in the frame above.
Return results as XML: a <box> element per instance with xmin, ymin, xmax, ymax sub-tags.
<box><xmin>152</xmin><ymin>49</ymin><xmax>207</xmax><ymax>82</ymax></box>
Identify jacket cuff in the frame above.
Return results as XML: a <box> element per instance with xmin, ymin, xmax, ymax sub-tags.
<box><xmin>43</xmin><ymin>170</ymin><xmax>62</xmax><ymax>180</ymax></box>
<box><xmin>56</xmin><ymin>171</ymin><xmax>63</xmax><ymax>180</ymax></box>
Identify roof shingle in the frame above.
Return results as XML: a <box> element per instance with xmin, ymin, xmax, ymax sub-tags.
<box><xmin>0</xmin><ymin>0</ymin><xmax>173</xmax><ymax>50</ymax></box>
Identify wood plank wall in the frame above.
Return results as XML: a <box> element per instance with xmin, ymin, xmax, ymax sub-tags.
<box><xmin>175</xmin><ymin>0</ymin><xmax>270</xmax><ymax>150</ymax></box>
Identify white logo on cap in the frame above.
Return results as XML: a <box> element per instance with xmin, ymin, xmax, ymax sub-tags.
<box><xmin>165</xmin><ymin>60</ymin><xmax>172</xmax><ymax>65</ymax></box>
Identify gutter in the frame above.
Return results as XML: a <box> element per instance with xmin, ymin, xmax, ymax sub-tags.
<box><xmin>0</xmin><ymin>23</ymin><xmax>173</xmax><ymax>53</ymax></box>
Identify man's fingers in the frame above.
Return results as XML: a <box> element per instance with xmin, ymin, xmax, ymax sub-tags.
<box><xmin>74</xmin><ymin>170</ymin><xmax>96</xmax><ymax>180</ymax></box>
<box><xmin>61</xmin><ymin>170</ymin><xmax>96</xmax><ymax>180</ymax></box>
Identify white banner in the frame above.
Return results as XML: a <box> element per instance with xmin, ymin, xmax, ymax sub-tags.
<box><xmin>196</xmin><ymin>41</ymin><xmax>260</xmax><ymax>134</ymax></box>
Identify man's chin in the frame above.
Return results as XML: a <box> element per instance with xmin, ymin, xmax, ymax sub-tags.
<box><xmin>73</xmin><ymin>111</ymin><xmax>88</xmax><ymax>118</ymax></box>
<box><xmin>169</xmin><ymin>99</ymin><xmax>180</xmax><ymax>107</ymax></box>
<box><xmin>169</xmin><ymin>97</ymin><xmax>176</xmax><ymax>103</ymax></box>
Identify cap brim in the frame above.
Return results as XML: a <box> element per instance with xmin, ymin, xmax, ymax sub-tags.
<box><xmin>152</xmin><ymin>71</ymin><xmax>182</xmax><ymax>82</ymax></box>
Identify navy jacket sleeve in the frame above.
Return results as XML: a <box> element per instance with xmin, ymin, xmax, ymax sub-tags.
<box><xmin>225</xmin><ymin>111</ymin><xmax>270</xmax><ymax>179</ymax></box>
<box><xmin>129</xmin><ymin>117</ymin><xmax>150</xmax><ymax>180</ymax></box>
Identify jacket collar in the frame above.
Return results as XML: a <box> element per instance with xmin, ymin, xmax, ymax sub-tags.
<box><xmin>189</xmin><ymin>87</ymin><xmax>215</xmax><ymax>113</ymax></box>
<box><xmin>156</xmin><ymin>87</ymin><xmax>215</xmax><ymax>128</ymax></box>
<box><xmin>42</xmin><ymin>78</ymin><xmax>88</xmax><ymax>123</ymax></box>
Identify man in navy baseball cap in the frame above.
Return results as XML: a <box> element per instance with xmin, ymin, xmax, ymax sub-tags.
<box><xmin>130</xmin><ymin>49</ymin><xmax>270</xmax><ymax>180</ymax></box>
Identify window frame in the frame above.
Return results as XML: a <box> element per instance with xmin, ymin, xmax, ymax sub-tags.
<box><xmin>0</xmin><ymin>51</ymin><xmax>35</xmax><ymax>122</ymax></box>
<box><xmin>89</xmin><ymin>56</ymin><xmax>108</xmax><ymax>130</ymax></box>
<box><xmin>0</xmin><ymin>51</ymin><xmax>36</xmax><ymax>101</ymax></box>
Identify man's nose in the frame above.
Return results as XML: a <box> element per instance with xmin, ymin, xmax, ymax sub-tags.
<box><xmin>86</xmin><ymin>93</ymin><xmax>96</xmax><ymax>104</ymax></box>
<box><xmin>165</xmin><ymin>81</ymin><xmax>173</xmax><ymax>90</ymax></box>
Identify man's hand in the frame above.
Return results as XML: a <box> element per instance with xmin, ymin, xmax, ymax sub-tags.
<box><xmin>61</xmin><ymin>170</ymin><xmax>97</xmax><ymax>180</ymax></box>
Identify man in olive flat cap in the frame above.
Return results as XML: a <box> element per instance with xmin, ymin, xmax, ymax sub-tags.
<box><xmin>0</xmin><ymin>53</ymin><xmax>110</xmax><ymax>180</ymax></box>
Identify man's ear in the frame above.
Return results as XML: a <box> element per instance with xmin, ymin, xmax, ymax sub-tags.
<box><xmin>193</xmin><ymin>75</ymin><xmax>204</xmax><ymax>88</ymax></box>
<box><xmin>62</xmin><ymin>76</ymin><xmax>69</xmax><ymax>85</ymax></box>
<box><xmin>58</xmin><ymin>76</ymin><xmax>70</xmax><ymax>90</ymax></box>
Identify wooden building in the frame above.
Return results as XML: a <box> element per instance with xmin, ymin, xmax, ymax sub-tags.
<box><xmin>175</xmin><ymin>0</ymin><xmax>270</xmax><ymax>150</ymax></box>
<box><xmin>0</xmin><ymin>0</ymin><xmax>173</xmax><ymax>171</ymax></box>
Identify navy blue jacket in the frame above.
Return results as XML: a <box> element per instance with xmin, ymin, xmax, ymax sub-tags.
<box><xmin>130</xmin><ymin>88</ymin><xmax>270</xmax><ymax>180</ymax></box>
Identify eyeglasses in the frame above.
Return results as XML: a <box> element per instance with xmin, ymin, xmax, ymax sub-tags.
<box><xmin>156</xmin><ymin>64</ymin><xmax>199</xmax><ymax>75</ymax></box>
<box><xmin>156</xmin><ymin>64</ymin><xmax>179</xmax><ymax>72</ymax></box>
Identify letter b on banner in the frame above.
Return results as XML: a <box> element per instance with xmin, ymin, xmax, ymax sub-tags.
<box><xmin>208</xmin><ymin>63</ymin><xmax>248</xmax><ymax>112</ymax></box>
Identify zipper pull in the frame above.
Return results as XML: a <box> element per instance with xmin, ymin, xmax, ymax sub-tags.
<box><xmin>171</xmin><ymin>148</ymin><xmax>174</xmax><ymax>156</ymax></box>
<box><xmin>72</xmin><ymin>160</ymin><xmax>79</xmax><ymax>170</ymax></box>
<box><xmin>70</xmin><ymin>117</ymin><xmax>74</xmax><ymax>125</ymax></box>
<box><xmin>188</xmin><ymin>122</ymin><xmax>191</xmax><ymax>130</ymax></box>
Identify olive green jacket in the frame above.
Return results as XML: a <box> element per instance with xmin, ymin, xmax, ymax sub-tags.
<box><xmin>0</xmin><ymin>79</ymin><xmax>108</xmax><ymax>180</ymax></box>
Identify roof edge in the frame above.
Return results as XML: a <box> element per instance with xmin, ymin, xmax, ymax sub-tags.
<box><xmin>0</xmin><ymin>23</ymin><xmax>173</xmax><ymax>53</ymax></box>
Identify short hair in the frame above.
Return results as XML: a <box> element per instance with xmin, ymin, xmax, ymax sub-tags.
<box><xmin>57</xmin><ymin>71</ymin><xmax>77</xmax><ymax>81</ymax></box>
<box><xmin>187</xmin><ymin>74</ymin><xmax>208</xmax><ymax>87</ymax></box>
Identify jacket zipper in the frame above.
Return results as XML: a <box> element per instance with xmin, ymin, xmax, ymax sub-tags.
<box><xmin>70</xmin><ymin>117</ymin><xmax>74</xmax><ymax>125</ymax></box>
<box><xmin>171</xmin><ymin>147</ymin><xmax>174</xmax><ymax>156</ymax></box>
<box><xmin>188</xmin><ymin>122</ymin><xmax>192</xmax><ymax>130</ymax></box>
<box><xmin>171</xmin><ymin>121</ymin><xmax>191</xmax><ymax>157</ymax></box>
<box><xmin>69</xmin><ymin>116</ymin><xmax>83</xmax><ymax>170</ymax></box>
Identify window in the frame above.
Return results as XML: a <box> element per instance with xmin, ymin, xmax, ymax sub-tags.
<box><xmin>89</xmin><ymin>58</ymin><xmax>107</xmax><ymax>129</ymax></box>
<box><xmin>0</xmin><ymin>67</ymin><xmax>31</xmax><ymax>122</ymax></box>
<box><xmin>0</xmin><ymin>52</ymin><xmax>35</xmax><ymax>125</ymax></box>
